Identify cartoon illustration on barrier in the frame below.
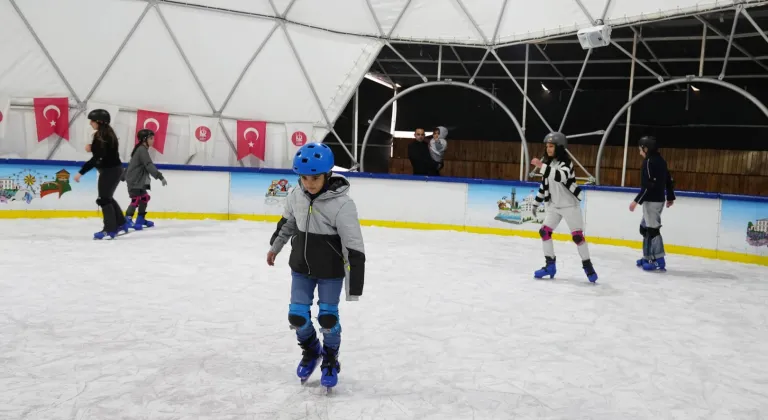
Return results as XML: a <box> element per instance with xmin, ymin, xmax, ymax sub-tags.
<box><xmin>264</xmin><ymin>178</ymin><xmax>293</xmax><ymax>205</ymax></box>
<box><xmin>746</xmin><ymin>217</ymin><xmax>768</xmax><ymax>247</ymax></box>
<box><xmin>0</xmin><ymin>168</ymin><xmax>72</xmax><ymax>204</ymax></box>
<box><xmin>494</xmin><ymin>188</ymin><xmax>544</xmax><ymax>225</ymax></box>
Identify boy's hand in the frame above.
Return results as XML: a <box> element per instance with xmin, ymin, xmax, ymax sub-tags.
<box><xmin>266</xmin><ymin>251</ymin><xmax>277</xmax><ymax>266</ymax></box>
<box><xmin>666</xmin><ymin>200</ymin><xmax>674</xmax><ymax>208</ymax></box>
<box><xmin>629</xmin><ymin>201</ymin><xmax>637</xmax><ymax>212</ymax></box>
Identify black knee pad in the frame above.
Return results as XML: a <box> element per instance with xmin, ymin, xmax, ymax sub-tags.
<box><xmin>288</xmin><ymin>314</ymin><xmax>308</xmax><ymax>328</ymax></box>
<box><xmin>639</xmin><ymin>225</ymin><xmax>648</xmax><ymax>237</ymax></box>
<box><xmin>318</xmin><ymin>314</ymin><xmax>338</xmax><ymax>329</ymax></box>
<box><xmin>96</xmin><ymin>197</ymin><xmax>112</xmax><ymax>206</ymax></box>
<box><xmin>647</xmin><ymin>227</ymin><xmax>661</xmax><ymax>238</ymax></box>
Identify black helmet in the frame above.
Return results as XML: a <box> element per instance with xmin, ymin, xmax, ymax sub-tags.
<box><xmin>137</xmin><ymin>129</ymin><xmax>154</xmax><ymax>143</ymax></box>
<box><xmin>638</xmin><ymin>135</ymin><xmax>657</xmax><ymax>152</ymax></box>
<box><xmin>543</xmin><ymin>132</ymin><xmax>567</xmax><ymax>147</ymax></box>
<box><xmin>88</xmin><ymin>109</ymin><xmax>111</xmax><ymax>124</ymax></box>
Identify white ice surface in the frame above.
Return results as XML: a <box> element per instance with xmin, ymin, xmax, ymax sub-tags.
<box><xmin>1</xmin><ymin>219</ymin><xmax>767</xmax><ymax>420</ymax></box>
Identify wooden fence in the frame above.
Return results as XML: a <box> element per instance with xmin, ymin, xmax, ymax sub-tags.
<box><xmin>388</xmin><ymin>138</ymin><xmax>768</xmax><ymax>196</ymax></box>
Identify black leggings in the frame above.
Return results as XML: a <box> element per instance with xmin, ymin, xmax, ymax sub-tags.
<box><xmin>97</xmin><ymin>166</ymin><xmax>125</xmax><ymax>233</ymax></box>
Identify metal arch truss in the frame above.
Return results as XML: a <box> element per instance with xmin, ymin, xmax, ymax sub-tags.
<box><xmin>9</xmin><ymin>0</ymin><xmax>357</xmax><ymax>166</ymax></box>
<box><xmin>358</xmin><ymin>80</ymin><xmax>531</xmax><ymax>180</ymax></box>
<box><xmin>594</xmin><ymin>76</ymin><xmax>768</xmax><ymax>185</ymax></box>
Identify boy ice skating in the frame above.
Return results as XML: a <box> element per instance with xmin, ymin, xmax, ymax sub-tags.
<box><xmin>267</xmin><ymin>142</ymin><xmax>365</xmax><ymax>390</ymax></box>
<box><xmin>122</xmin><ymin>129</ymin><xmax>167</xmax><ymax>230</ymax></box>
<box><xmin>530</xmin><ymin>132</ymin><xmax>598</xmax><ymax>282</ymax></box>
<box><xmin>630</xmin><ymin>135</ymin><xmax>675</xmax><ymax>271</ymax></box>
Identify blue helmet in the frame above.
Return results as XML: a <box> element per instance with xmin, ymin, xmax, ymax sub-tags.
<box><xmin>292</xmin><ymin>142</ymin><xmax>334</xmax><ymax>175</ymax></box>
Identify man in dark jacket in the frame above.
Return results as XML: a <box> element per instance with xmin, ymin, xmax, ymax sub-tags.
<box><xmin>407</xmin><ymin>128</ymin><xmax>438</xmax><ymax>176</ymax></box>
<box><xmin>629</xmin><ymin>136</ymin><xmax>676</xmax><ymax>272</ymax></box>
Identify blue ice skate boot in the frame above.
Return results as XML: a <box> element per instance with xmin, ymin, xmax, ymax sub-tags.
<box><xmin>93</xmin><ymin>230</ymin><xmax>116</xmax><ymax>240</ymax></box>
<box><xmin>642</xmin><ymin>257</ymin><xmax>666</xmax><ymax>272</ymax></box>
<box><xmin>534</xmin><ymin>256</ymin><xmax>557</xmax><ymax>279</ymax></box>
<box><xmin>133</xmin><ymin>215</ymin><xmax>154</xmax><ymax>230</ymax></box>
<box><xmin>297</xmin><ymin>337</ymin><xmax>323</xmax><ymax>383</ymax></box>
<box><xmin>124</xmin><ymin>216</ymin><xmax>135</xmax><ymax>230</ymax></box>
<box><xmin>582</xmin><ymin>259</ymin><xmax>598</xmax><ymax>283</ymax></box>
<box><xmin>636</xmin><ymin>258</ymin><xmax>646</xmax><ymax>267</ymax></box>
<box><xmin>320</xmin><ymin>346</ymin><xmax>340</xmax><ymax>389</ymax></box>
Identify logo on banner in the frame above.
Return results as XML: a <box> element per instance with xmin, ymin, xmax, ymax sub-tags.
<box><xmin>291</xmin><ymin>131</ymin><xmax>307</xmax><ymax>147</ymax></box>
<box><xmin>195</xmin><ymin>126</ymin><xmax>212</xmax><ymax>142</ymax></box>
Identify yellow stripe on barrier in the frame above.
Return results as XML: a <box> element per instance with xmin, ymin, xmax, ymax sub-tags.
<box><xmin>2</xmin><ymin>210</ymin><xmax>766</xmax><ymax>266</ymax></box>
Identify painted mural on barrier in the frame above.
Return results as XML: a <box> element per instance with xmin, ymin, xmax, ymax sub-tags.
<box><xmin>0</xmin><ymin>165</ymin><xmax>81</xmax><ymax>206</ymax></box>
<box><xmin>229</xmin><ymin>172</ymin><xmax>297</xmax><ymax>216</ymax></box>
<box><xmin>465</xmin><ymin>183</ymin><xmax>587</xmax><ymax>233</ymax></box>
<box><xmin>719</xmin><ymin>198</ymin><xmax>768</xmax><ymax>255</ymax></box>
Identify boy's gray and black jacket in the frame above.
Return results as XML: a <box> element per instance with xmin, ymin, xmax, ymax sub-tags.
<box><xmin>122</xmin><ymin>146</ymin><xmax>164</xmax><ymax>190</ymax></box>
<box><xmin>269</xmin><ymin>174</ymin><xmax>366</xmax><ymax>297</ymax></box>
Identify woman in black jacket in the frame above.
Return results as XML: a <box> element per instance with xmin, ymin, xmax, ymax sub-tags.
<box><xmin>73</xmin><ymin>109</ymin><xmax>127</xmax><ymax>239</ymax></box>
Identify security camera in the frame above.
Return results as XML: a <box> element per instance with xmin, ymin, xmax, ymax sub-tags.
<box><xmin>577</xmin><ymin>25</ymin><xmax>612</xmax><ymax>49</ymax></box>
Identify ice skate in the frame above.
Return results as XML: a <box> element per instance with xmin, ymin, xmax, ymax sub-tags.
<box><xmin>320</xmin><ymin>346</ymin><xmax>340</xmax><ymax>391</ymax></box>
<box><xmin>642</xmin><ymin>257</ymin><xmax>666</xmax><ymax>272</ymax></box>
<box><xmin>133</xmin><ymin>215</ymin><xmax>154</xmax><ymax>231</ymax></box>
<box><xmin>297</xmin><ymin>337</ymin><xmax>323</xmax><ymax>384</ymax></box>
<box><xmin>93</xmin><ymin>230</ymin><xmax>116</xmax><ymax>240</ymax></box>
<box><xmin>534</xmin><ymin>256</ymin><xmax>557</xmax><ymax>279</ymax></box>
<box><xmin>582</xmin><ymin>259</ymin><xmax>598</xmax><ymax>283</ymax></box>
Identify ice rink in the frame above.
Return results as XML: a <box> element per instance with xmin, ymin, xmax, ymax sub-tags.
<box><xmin>1</xmin><ymin>219</ymin><xmax>767</xmax><ymax>420</ymax></box>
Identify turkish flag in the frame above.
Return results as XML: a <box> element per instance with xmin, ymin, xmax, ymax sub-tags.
<box><xmin>236</xmin><ymin>120</ymin><xmax>266</xmax><ymax>161</ymax></box>
<box><xmin>135</xmin><ymin>109</ymin><xmax>169</xmax><ymax>154</ymax></box>
<box><xmin>33</xmin><ymin>97</ymin><xmax>69</xmax><ymax>141</ymax></box>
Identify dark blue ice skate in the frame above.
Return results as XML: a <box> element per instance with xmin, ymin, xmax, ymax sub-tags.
<box><xmin>93</xmin><ymin>230</ymin><xmax>116</xmax><ymax>240</ymax></box>
<box><xmin>636</xmin><ymin>258</ymin><xmax>646</xmax><ymax>267</ymax></box>
<box><xmin>297</xmin><ymin>338</ymin><xmax>323</xmax><ymax>383</ymax></box>
<box><xmin>133</xmin><ymin>215</ymin><xmax>154</xmax><ymax>231</ymax></box>
<box><xmin>124</xmin><ymin>216</ymin><xmax>134</xmax><ymax>230</ymax></box>
<box><xmin>642</xmin><ymin>257</ymin><xmax>666</xmax><ymax>272</ymax></box>
<box><xmin>534</xmin><ymin>256</ymin><xmax>556</xmax><ymax>279</ymax></box>
<box><xmin>582</xmin><ymin>259</ymin><xmax>598</xmax><ymax>283</ymax></box>
<box><xmin>320</xmin><ymin>346</ymin><xmax>340</xmax><ymax>391</ymax></box>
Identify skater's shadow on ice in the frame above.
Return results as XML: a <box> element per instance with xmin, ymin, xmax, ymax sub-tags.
<box><xmin>535</xmin><ymin>277</ymin><xmax>621</xmax><ymax>296</ymax></box>
<box><xmin>666</xmin><ymin>269</ymin><xmax>738</xmax><ymax>281</ymax></box>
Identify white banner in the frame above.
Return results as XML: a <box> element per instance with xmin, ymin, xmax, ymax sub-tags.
<box><xmin>0</xmin><ymin>95</ymin><xmax>9</xmax><ymax>139</ymax></box>
<box><xmin>188</xmin><ymin>116</ymin><xmax>218</xmax><ymax>159</ymax></box>
<box><xmin>284</xmin><ymin>123</ymin><xmax>316</xmax><ymax>159</ymax></box>
<box><xmin>82</xmin><ymin>101</ymin><xmax>120</xmax><ymax>148</ymax></box>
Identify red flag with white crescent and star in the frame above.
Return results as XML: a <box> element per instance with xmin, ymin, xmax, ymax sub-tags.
<box><xmin>236</xmin><ymin>120</ymin><xmax>266</xmax><ymax>161</ymax></box>
<box><xmin>33</xmin><ymin>97</ymin><xmax>69</xmax><ymax>141</ymax></box>
<box><xmin>135</xmin><ymin>109</ymin><xmax>170</xmax><ymax>154</ymax></box>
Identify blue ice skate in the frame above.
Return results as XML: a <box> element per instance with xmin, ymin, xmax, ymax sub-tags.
<box><xmin>297</xmin><ymin>338</ymin><xmax>323</xmax><ymax>383</ymax></box>
<box><xmin>133</xmin><ymin>215</ymin><xmax>154</xmax><ymax>231</ymax></box>
<box><xmin>93</xmin><ymin>230</ymin><xmax>116</xmax><ymax>240</ymax></box>
<box><xmin>320</xmin><ymin>346</ymin><xmax>340</xmax><ymax>390</ymax></box>
<box><xmin>124</xmin><ymin>216</ymin><xmax>135</xmax><ymax>230</ymax></box>
<box><xmin>636</xmin><ymin>258</ymin><xmax>646</xmax><ymax>267</ymax></box>
<box><xmin>534</xmin><ymin>256</ymin><xmax>557</xmax><ymax>279</ymax></box>
<box><xmin>582</xmin><ymin>259</ymin><xmax>598</xmax><ymax>283</ymax></box>
<box><xmin>642</xmin><ymin>257</ymin><xmax>666</xmax><ymax>272</ymax></box>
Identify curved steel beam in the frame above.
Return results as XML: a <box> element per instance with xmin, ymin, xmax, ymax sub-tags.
<box><xmin>359</xmin><ymin>80</ymin><xmax>531</xmax><ymax>180</ymax></box>
<box><xmin>595</xmin><ymin>76</ymin><xmax>768</xmax><ymax>184</ymax></box>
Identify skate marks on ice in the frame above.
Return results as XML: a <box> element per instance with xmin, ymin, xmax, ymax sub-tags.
<box><xmin>1</xmin><ymin>220</ymin><xmax>768</xmax><ymax>419</ymax></box>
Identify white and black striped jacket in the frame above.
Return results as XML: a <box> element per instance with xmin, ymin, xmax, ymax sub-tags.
<box><xmin>534</xmin><ymin>159</ymin><xmax>582</xmax><ymax>208</ymax></box>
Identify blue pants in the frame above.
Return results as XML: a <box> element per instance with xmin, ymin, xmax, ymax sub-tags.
<box><xmin>290</xmin><ymin>271</ymin><xmax>344</xmax><ymax>350</ymax></box>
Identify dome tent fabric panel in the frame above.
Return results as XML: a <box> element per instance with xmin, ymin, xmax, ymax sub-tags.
<box><xmin>14</xmin><ymin>0</ymin><xmax>147</xmax><ymax>102</ymax></box>
<box><xmin>288</xmin><ymin>0</ymin><xmax>381</xmax><ymax>36</ymax></box>
<box><xmin>158</xmin><ymin>3</ymin><xmax>278</xmax><ymax>112</ymax></box>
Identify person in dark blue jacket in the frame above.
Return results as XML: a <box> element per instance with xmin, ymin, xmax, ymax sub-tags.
<box><xmin>629</xmin><ymin>136</ymin><xmax>676</xmax><ymax>271</ymax></box>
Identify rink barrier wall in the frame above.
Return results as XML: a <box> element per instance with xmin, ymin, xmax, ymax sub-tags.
<box><xmin>1</xmin><ymin>159</ymin><xmax>767</xmax><ymax>266</ymax></box>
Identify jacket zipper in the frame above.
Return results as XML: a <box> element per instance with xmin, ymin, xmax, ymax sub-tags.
<box><xmin>304</xmin><ymin>200</ymin><xmax>313</xmax><ymax>275</ymax></box>
<box><xmin>326</xmin><ymin>241</ymin><xmax>350</xmax><ymax>271</ymax></box>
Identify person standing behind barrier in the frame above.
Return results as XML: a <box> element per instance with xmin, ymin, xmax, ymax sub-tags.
<box><xmin>408</xmin><ymin>128</ymin><xmax>438</xmax><ymax>176</ymax></box>
<box><xmin>630</xmin><ymin>135</ymin><xmax>675</xmax><ymax>272</ymax></box>
<box><xmin>122</xmin><ymin>129</ymin><xmax>167</xmax><ymax>231</ymax></box>
<box><xmin>429</xmin><ymin>126</ymin><xmax>448</xmax><ymax>174</ymax></box>
<box><xmin>530</xmin><ymin>132</ymin><xmax>598</xmax><ymax>283</ymax></box>
<box><xmin>73</xmin><ymin>109</ymin><xmax>127</xmax><ymax>240</ymax></box>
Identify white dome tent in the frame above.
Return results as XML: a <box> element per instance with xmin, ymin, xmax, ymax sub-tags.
<box><xmin>0</xmin><ymin>0</ymin><xmax>755</xmax><ymax>169</ymax></box>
